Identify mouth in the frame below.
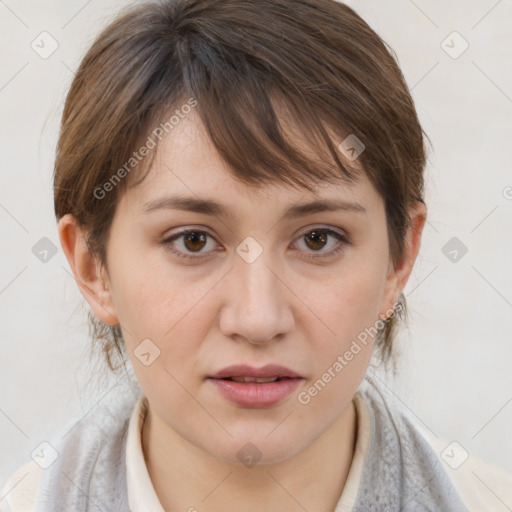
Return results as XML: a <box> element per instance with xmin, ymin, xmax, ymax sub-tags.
<box><xmin>218</xmin><ymin>376</ymin><xmax>292</xmax><ymax>383</ymax></box>
<box><xmin>207</xmin><ymin>364</ymin><xmax>304</xmax><ymax>408</ymax></box>
<box><xmin>208</xmin><ymin>363</ymin><xmax>303</xmax><ymax>380</ymax></box>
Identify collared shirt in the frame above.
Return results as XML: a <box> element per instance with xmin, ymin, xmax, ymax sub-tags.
<box><xmin>2</xmin><ymin>391</ymin><xmax>511</xmax><ymax>511</ymax></box>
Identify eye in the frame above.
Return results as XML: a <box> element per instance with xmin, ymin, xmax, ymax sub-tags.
<box><xmin>292</xmin><ymin>227</ymin><xmax>350</xmax><ymax>259</ymax></box>
<box><xmin>161</xmin><ymin>229</ymin><xmax>218</xmax><ymax>260</ymax></box>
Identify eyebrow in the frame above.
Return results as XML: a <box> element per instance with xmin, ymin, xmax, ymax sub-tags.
<box><xmin>141</xmin><ymin>195</ymin><xmax>367</xmax><ymax>219</ymax></box>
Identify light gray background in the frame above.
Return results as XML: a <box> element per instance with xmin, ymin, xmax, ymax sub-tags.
<box><xmin>1</xmin><ymin>0</ymin><xmax>511</xmax><ymax>489</ymax></box>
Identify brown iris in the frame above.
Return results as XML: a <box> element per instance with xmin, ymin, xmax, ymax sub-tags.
<box><xmin>304</xmin><ymin>230</ymin><xmax>328</xmax><ymax>251</ymax></box>
<box><xmin>183</xmin><ymin>232</ymin><xmax>208</xmax><ymax>252</ymax></box>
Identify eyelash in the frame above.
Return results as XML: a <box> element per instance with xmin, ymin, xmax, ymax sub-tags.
<box><xmin>160</xmin><ymin>227</ymin><xmax>350</xmax><ymax>261</ymax></box>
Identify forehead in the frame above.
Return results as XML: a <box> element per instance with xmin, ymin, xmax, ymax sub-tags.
<box><xmin>122</xmin><ymin>108</ymin><xmax>381</xmax><ymax>216</ymax></box>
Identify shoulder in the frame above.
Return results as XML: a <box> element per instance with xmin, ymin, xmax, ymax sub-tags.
<box><xmin>1</xmin><ymin>383</ymin><xmax>143</xmax><ymax>512</ymax></box>
<box><xmin>0</xmin><ymin>460</ymin><xmax>42</xmax><ymax>512</ymax></box>
<box><xmin>419</xmin><ymin>427</ymin><xmax>512</xmax><ymax>512</ymax></box>
<box><xmin>357</xmin><ymin>374</ymin><xmax>512</xmax><ymax>511</ymax></box>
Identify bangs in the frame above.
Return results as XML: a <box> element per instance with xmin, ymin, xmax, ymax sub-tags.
<box><xmin>127</xmin><ymin>86</ymin><xmax>362</xmax><ymax>196</ymax></box>
<box><xmin>124</xmin><ymin>35</ymin><xmax>362</xmax><ymax>195</ymax></box>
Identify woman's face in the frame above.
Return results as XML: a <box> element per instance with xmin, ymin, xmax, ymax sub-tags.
<box><xmin>69</xmin><ymin>110</ymin><xmax>423</xmax><ymax>465</ymax></box>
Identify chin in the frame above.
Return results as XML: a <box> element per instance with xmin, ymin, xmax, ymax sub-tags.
<box><xmin>203</xmin><ymin>431</ymin><xmax>310</xmax><ymax>468</ymax></box>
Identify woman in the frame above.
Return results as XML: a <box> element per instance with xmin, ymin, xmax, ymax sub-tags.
<box><xmin>1</xmin><ymin>0</ymin><xmax>511</xmax><ymax>510</ymax></box>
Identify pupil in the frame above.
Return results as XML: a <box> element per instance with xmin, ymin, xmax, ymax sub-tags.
<box><xmin>184</xmin><ymin>232</ymin><xmax>206</xmax><ymax>252</ymax></box>
<box><xmin>305</xmin><ymin>230</ymin><xmax>327</xmax><ymax>251</ymax></box>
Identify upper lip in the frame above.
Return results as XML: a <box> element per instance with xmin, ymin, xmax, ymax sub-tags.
<box><xmin>209</xmin><ymin>364</ymin><xmax>303</xmax><ymax>379</ymax></box>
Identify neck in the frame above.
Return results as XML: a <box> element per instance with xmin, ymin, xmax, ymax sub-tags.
<box><xmin>142</xmin><ymin>400</ymin><xmax>358</xmax><ymax>512</ymax></box>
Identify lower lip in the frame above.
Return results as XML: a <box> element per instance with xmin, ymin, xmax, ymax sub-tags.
<box><xmin>208</xmin><ymin>378</ymin><xmax>303</xmax><ymax>408</ymax></box>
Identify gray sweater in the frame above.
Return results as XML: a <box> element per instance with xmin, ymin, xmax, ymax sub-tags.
<box><xmin>31</xmin><ymin>374</ymin><xmax>468</xmax><ymax>511</ymax></box>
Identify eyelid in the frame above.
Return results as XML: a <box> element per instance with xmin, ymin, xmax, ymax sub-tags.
<box><xmin>295</xmin><ymin>224</ymin><xmax>348</xmax><ymax>240</ymax></box>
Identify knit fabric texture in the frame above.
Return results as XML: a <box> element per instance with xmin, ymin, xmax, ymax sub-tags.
<box><xmin>353</xmin><ymin>375</ymin><xmax>467</xmax><ymax>511</ymax></box>
<box><xmin>31</xmin><ymin>373</ymin><xmax>468</xmax><ymax>511</ymax></box>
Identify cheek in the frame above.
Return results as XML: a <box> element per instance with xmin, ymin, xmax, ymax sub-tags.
<box><xmin>337</xmin><ymin>272</ymin><xmax>385</xmax><ymax>340</ymax></box>
<box><xmin>107</xmin><ymin>238</ymin><xmax>171</xmax><ymax>327</ymax></box>
<box><xmin>300</xmin><ymin>256</ymin><xmax>387</xmax><ymax>348</ymax></box>
<box><xmin>294</xmin><ymin>268</ymin><xmax>382</xmax><ymax>417</ymax></box>
<box><xmin>109</xmin><ymin>243</ymin><xmax>218</xmax><ymax>356</ymax></box>
<box><xmin>294</xmin><ymin>256</ymin><xmax>387</xmax><ymax>407</ymax></box>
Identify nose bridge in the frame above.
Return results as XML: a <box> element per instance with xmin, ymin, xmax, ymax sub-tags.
<box><xmin>235</xmin><ymin>234</ymin><xmax>281</xmax><ymax>308</ymax></box>
<box><xmin>220</xmin><ymin>234</ymin><xmax>292</xmax><ymax>343</ymax></box>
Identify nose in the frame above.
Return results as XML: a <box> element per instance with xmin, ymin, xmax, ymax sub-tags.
<box><xmin>218</xmin><ymin>243</ymin><xmax>295</xmax><ymax>345</ymax></box>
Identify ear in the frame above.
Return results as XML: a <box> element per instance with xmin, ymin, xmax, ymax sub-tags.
<box><xmin>58</xmin><ymin>214</ymin><xmax>119</xmax><ymax>326</ymax></box>
<box><xmin>379</xmin><ymin>201</ymin><xmax>427</xmax><ymax>320</ymax></box>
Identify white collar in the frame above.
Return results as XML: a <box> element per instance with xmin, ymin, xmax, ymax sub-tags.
<box><xmin>125</xmin><ymin>392</ymin><xmax>371</xmax><ymax>512</ymax></box>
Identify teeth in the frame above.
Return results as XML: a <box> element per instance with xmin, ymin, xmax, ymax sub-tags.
<box><xmin>230</xmin><ymin>376</ymin><xmax>280</xmax><ymax>383</ymax></box>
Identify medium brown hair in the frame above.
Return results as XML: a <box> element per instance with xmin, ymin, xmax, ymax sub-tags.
<box><xmin>54</xmin><ymin>0</ymin><xmax>428</xmax><ymax>373</ymax></box>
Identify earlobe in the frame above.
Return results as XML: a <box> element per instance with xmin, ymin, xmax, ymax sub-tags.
<box><xmin>57</xmin><ymin>214</ymin><xmax>119</xmax><ymax>326</ymax></box>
